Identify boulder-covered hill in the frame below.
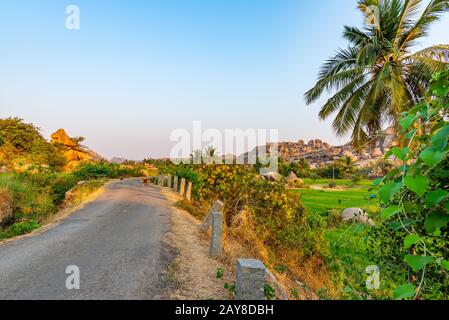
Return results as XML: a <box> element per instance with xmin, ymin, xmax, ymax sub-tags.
<box><xmin>50</xmin><ymin>128</ymin><xmax>104</xmax><ymax>171</ymax></box>
<box><xmin>0</xmin><ymin>118</ymin><xmax>103</xmax><ymax>173</ymax></box>
<box><xmin>245</xmin><ymin>128</ymin><xmax>396</xmax><ymax>169</ymax></box>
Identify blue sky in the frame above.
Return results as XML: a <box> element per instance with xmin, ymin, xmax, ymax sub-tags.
<box><xmin>1</xmin><ymin>0</ymin><xmax>448</xmax><ymax>159</ymax></box>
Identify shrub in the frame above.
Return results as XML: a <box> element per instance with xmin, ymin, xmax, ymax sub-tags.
<box><xmin>316</xmin><ymin>166</ymin><xmax>342</xmax><ymax>179</ymax></box>
<box><xmin>0</xmin><ymin>187</ymin><xmax>13</xmax><ymax>224</ymax></box>
<box><xmin>73</xmin><ymin>162</ymin><xmax>143</xmax><ymax>180</ymax></box>
<box><xmin>9</xmin><ymin>220</ymin><xmax>40</xmax><ymax>235</ymax></box>
<box><xmin>278</xmin><ymin>158</ymin><xmax>311</xmax><ymax>178</ymax></box>
<box><xmin>350</xmin><ymin>173</ymin><xmax>362</xmax><ymax>185</ymax></box>
<box><xmin>0</xmin><ymin>173</ymin><xmax>55</xmax><ymax>217</ymax></box>
<box><xmin>73</xmin><ymin>162</ymin><xmax>115</xmax><ymax>180</ymax></box>
<box><xmin>51</xmin><ymin>174</ymin><xmax>79</xmax><ymax>204</ymax></box>
<box><xmin>369</xmin><ymin>69</ymin><xmax>449</xmax><ymax>299</ymax></box>
<box><xmin>158</xmin><ymin>162</ymin><xmax>329</xmax><ymax>292</ymax></box>
<box><xmin>0</xmin><ymin>220</ymin><xmax>40</xmax><ymax>239</ymax></box>
<box><xmin>0</xmin><ymin>117</ymin><xmax>66</xmax><ymax>169</ymax></box>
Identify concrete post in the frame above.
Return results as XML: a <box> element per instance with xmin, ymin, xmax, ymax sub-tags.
<box><xmin>167</xmin><ymin>175</ymin><xmax>172</xmax><ymax>189</ymax></box>
<box><xmin>158</xmin><ymin>175</ymin><xmax>164</xmax><ymax>186</ymax></box>
<box><xmin>201</xmin><ymin>200</ymin><xmax>223</xmax><ymax>231</ymax></box>
<box><xmin>179</xmin><ymin>178</ymin><xmax>186</xmax><ymax>196</ymax></box>
<box><xmin>173</xmin><ymin>176</ymin><xmax>179</xmax><ymax>191</ymax></box>
<box><xmin>210</xmin><ymin>210</ymin><xmax>222</xmax><ymax>257</ymax></box>
<box><xmin>186</xmin><ymin>181</ymin><xmax>192</xmax><ymax>201</ymax></box>
<box><xmin>236</xmin><ymin>259</ymin><xmax>266</xmax><ymax>300</ymax></box>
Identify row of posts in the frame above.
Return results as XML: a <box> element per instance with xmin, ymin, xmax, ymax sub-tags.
<box><xmin>155</xmin><ymin>176</ymin><xmax>267</xmax><ymax>300</ymax></box>
<box><xmin>157</xmin><ymin>174</ymin><xmax>192</xmax><ymax>201</ymax></box>
<box><xmin>204</xmin><ymin>200</ymin><xmax>267</xmax><ymax>300</ymax></box>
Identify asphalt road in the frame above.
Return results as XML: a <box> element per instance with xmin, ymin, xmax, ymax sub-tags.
<box><xmin>0</xmin><ymin>179</ymin><xmax>173</xmax><ymax>300</ymax></box>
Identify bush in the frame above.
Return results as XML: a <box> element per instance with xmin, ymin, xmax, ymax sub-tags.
<box><xmin>0</xmin><ymin>220</ymin><xmax>40</xmax><ymax>239</ymax></box>
<box><xmin>73</xmin><ymin>163</ymin><xmax>115</xmax><ymax>180</ymax></box>
<box><xmin>51</xmin><ymin>174</ymin><xmax>80</xmax><ymax>204</ymax></box>
<box><xmin>0</xmin><ymin>173</ymin><xmax>56</xmax><ymax>217</ymax></box>
<box><xmin>0</xmin><ymin>117</ymin><xmax>66</xmax><ymax>169</ymax></box>
<box><xmin>73</xmin><ymin>162</ymin><xmax>144</xmax><ymax>180</ymax></box>
<box><xmin>157</xmin><ymin>162</ymin><xmax>328</xmax><ymax>291</ymax></box>
<box><xmin>316</xmin><ymin>166</ymin><xmax>342</xmax><ymax>179</ymax></box>
<box><xmin>8</xmin><ymin>220</ymin><xmax>40</xmax><ymax>236</ymax></box>
<box><xmin>369</xmin><ymin>69</ymin><xmax>449</xmax><ymax>299</ymax></box>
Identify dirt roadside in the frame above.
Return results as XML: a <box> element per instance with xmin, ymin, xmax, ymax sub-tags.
<box><xmin>162</xmin><ymin>189</ymin><xmax>235</xmax><ymax>300</ymax></box>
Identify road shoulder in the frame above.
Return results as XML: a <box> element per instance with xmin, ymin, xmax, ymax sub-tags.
<box><xmin>161</xmin><ymin>189</ymin><xmax>234</xmax><ymax>300</ymax></box>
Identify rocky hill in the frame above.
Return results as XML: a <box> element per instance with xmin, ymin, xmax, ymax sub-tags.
<box><xmin>246</xmin><ymin>128</ymin><xmax>396</xmax><ymax>169</ymax></box>
<box><xmin>0</xmin><ymin>118</ymin><xmax>104</xmax><ymax>173</ymax></box>
<box><xmin>51</xmin><ymin>128</ymin><xmax>104</xmax><ymax>171</ymax></box>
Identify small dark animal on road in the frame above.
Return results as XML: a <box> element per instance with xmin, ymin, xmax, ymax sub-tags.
<box><xmin>141</xmin><ymin>177</ymin><xmax>149</xmax><ymax>186</ymax></box>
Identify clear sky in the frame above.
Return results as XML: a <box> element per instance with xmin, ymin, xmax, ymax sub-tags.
<box><xmin>1</xmin><ymin>0</ymin><xmax>448</xmax><ymax>159</ymax></box>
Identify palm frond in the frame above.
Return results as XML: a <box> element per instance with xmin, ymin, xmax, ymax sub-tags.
<box><xmin>319</xmin><ymin>76</ymin><xmax>371</xmax><ymax>120</ymax></box>
<box><xmin>399</xmin><ymin>0</ymin><xmax>449</xmax><ymax>49</ymax></box>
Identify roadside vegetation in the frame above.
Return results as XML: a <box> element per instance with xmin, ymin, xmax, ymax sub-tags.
<box><xmin>294</xmin><ymin>179</ymin><xmax>381</xmax><ymax>299</ymax></box>
<box><xmin>153</xmin><ymin>68</ymin><xmax>448</xmax><ymax>299</ymax></box>
<box><xmin>157</xmin><ymin>162</ymin><xmax>330</xmax><ymax>298</ymax></box>
<box><xmin>0</xmin><ymin>118</ymin><xmax>146</xmax><ymax>241</ymax></box>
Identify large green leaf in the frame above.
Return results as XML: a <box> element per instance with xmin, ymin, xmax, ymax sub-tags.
<box><xmin>379</xmin><ymin>182</ymin><xmax>402</xmax><ymax>204</ymax></box>
<box><xmin>373</xmin><ymin>178</ymin><xmax>382</xmax><ymax>186</ymax></box>
<box><xmin>404</xmin><ymin>175</ymin><xmax>429</xmax><ymax>197</ymax></box>
<box><xmin>405</xmin><ymin>129</ymin><xmax>418</xmax><ymax>140</ymax></box>
<box><xmin>400</xmin><ymin>115</ymin><xmax>416</xmax><ymax>130</ymax></box>
<box><xmin>431</xmin><ymin>125</ymin><xmax>449</xmax><ymax>150</ymax></box>
<box><xmin>381</xmin><ymin>206</ymin><xmax>401</xmax><ymax>221</ymax></box>
<box><xmin>404</xmin><ymin>235</ymin><xmax>421</xmax><ymax>249</ymax></box>
<box><xmin>420</xmin><ymin>147</ymin><xmax>447</xmax><ymax>167</ymax></box>
<box><xmin>404</xmin><ymin>255</ymin><xmax>434</xmax><ymax>272</ymax></box>
<box><xmin>425</xmin><ymin>189</ymin><xmax>449</xmax><ymax>207</ymax></box>
<box><xmin>391</xmin><ymin>147</ymin><xmax>410</xmax><ymax>161</ymax></box>
<box><xmin>424</xmin><ymin>213</ymin><xmax>449</xmax><ymax>235</ymax></box>
<box><xmin>394</xmin><ymin>283</ymin><xmax>416</xmax><ymax>300</ymax></box>
<box><xmin>389</xmin><ymin>218</ymin><xmax>417</xmax><ymax>231</ymax></box>
<box><xmin>441</xmin><ymin>260</ymin><xmax>449</xmax><ymax>271</ymax></box>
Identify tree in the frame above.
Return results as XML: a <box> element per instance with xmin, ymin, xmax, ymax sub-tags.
<box><xmin>292</xmin><ymin>158</ymin><xmax>311</xmax><ymax>178</ymax></box>
<box><xmin>305</xmin><ymin>0</ymin><xmax>449</xmax><ymax>150</ymax></box>
<box><xmin>71</xmin><ymin>136</ymin><xmax>86</xmax><ymax>148</ymax></box>
<box><xmin>334</xmin><ymin>156</ymin><xmax>357</xmax><ymax>177</ymax></box>
<box><xmin>0</xmin><ymin>117</ymin><xmax>66</xmax><ymax>169</ymax></box>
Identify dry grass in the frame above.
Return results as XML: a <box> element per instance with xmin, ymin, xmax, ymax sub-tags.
<box><xmin>223</xmin><ymin>212</ymin><xmax>326</xmax><ymax>300</ymax></box>
<box><xmin>162</xmin><ymin>189</ymin><xmax>234</xmax><ymax>300</ymax></box>
<box><xmin>0</xmin><ymin>187</ymin><xmax>13</xmax><ymax>224</ymax></box>
<box><xmin>164</xmin><ymin>189</ymin><xmax>334</xmax><ymax>300</ymax></box>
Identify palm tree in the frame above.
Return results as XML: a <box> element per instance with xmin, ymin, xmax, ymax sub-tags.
<box><xmin>203</xmin><ymin>145</ymin><xmax>219</xmax><ymax>164</ymax></box>
<box><xmin>305</xmin><ymin>0</ymin><xmax>449</xmax><ymax>150</ymax></box>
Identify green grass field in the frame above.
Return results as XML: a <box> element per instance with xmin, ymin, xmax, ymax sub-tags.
<box><xmin>295</xmin><ymin>179</ymin><xmax>379</xmax><ymax>215</ymax></box>
<box><xmin>294</xmin><ymin>179</ymin><xmax>380</xmax><ymax>298</ymax></box>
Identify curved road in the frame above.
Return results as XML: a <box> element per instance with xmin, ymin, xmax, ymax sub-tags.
<box><xmin>0</xmin><ymin>179</ymin><xmax>173</xmax><ymax>300</ymax></box>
